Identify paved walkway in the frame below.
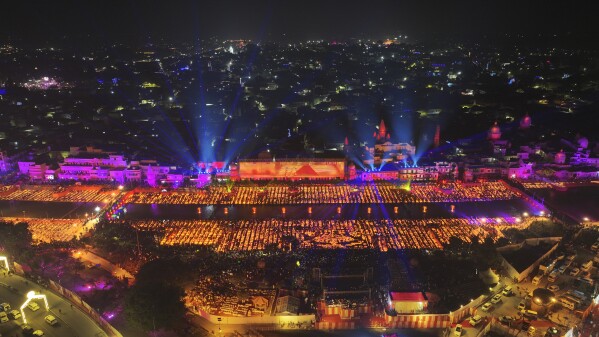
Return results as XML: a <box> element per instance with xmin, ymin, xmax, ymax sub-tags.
<box><xmin>73</xmin><ymin>250</ymin><xmax>135</xmax><ymax>281</ymax></box>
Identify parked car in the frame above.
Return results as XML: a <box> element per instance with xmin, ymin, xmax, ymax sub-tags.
<box><xmin>27</xmin><ymin>302</ymin><xmax>40</xmax><ymax>311</ymax></box>
<box><xmin>8</xmin><ymin>309</ymin><xmax>21</xmax><ymax>320</ymax></box>
<box><xmin>545</xmin><ymin>327</ymin><xmax>560</xmax><ymax>337</ymax></box>
<box><xmin>499</xmin><ymin>316</ymin><xmax>515</xmax><ymax>325</ymax></box>
<box><xmin>491</xmin><ymin>294</ymin><xmax>502</xmax><ymax>304</ymax></box>
<box><xmin>44</xmin><ymin>315</ymin><xmax>58</xmax><ymax>326</ymax></box>
<box><xmin>481</xmin><ymin>302</ymin><xmax>493</xmax><ymax>311</ymax></box>
<box><xmin>0</xmin><ymin>303</ymin><xmax>10</xmax><ymax>312</ymax></box>
<box><xmin>548</xmin><ymin>285</ymin><xmax>560</xmax><ymax>292</ymax></box>
<box><xmin>528</xmin><ymin>326</ymin><xmax>536</xmax><ymax>336</ymax></box>
<box><xmin>469</xmin><ymin>315</ymin><xmax>482</xmax><ymax>326</ymax></box>
<box><xmin>454</xmin><ymin>324</ymin><xmax>463</xmax><ymax>336</ymax></box>
<box><xmin>32</xmin><ymin>330</ymin><xmax>44</xmax><ymax>337</ymax></box>
<box><xmin>22</xmin><ymin>325</ymin><xmax>34</xmax><ymax>336</ymax></box>
<box><xmin>569</xmin><ymin>268</ymin><xmax>580</xmax><ymax>277</ymax></box>
<box><xmin>0</xmin><ymin>311</ymin><xmax>8</xmax><ymax>323</ymax></box>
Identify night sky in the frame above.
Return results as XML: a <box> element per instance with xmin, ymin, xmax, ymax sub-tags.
<box><xmin>1</xmin><ymin>0</ymin><xmax>598</xmax><ymax>45</ymax></box>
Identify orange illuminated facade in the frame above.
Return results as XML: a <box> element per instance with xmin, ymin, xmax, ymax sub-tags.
<box><xmin>238</xmin><ymin>159</ymin><xmax>345</xmax><ymax>180</ymax></box>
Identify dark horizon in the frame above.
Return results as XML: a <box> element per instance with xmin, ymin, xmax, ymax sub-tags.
<box><xmin>2</xmin><ymin>0</ymin><xmax>598</xmax><ymax>47</ymax></box>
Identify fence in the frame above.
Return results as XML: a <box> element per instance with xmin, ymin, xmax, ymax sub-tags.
<box><xmin>49</xmin><ymin>280</ymin><xmax>123</xmax><ymax>337</ymax></box>
<box><xmin>475</xmin><ymin>320</ymin><xmax>492</xmax><ymax>337</ymax></box>
<box><xmin>11</xmin><ymin>261</ymin><xmax>122</xmax><ymax>337</ymax></box>
<box><xmin>190</xmin><ymin>306</ymin><xmax>315</xmax><ymax>326</ymax></box>
<box><xmin>385</xmin><ymin>313</ymin><xmax>451</xmax><ymax>328</ymax></box>
<box><xmin>449</xmin><ymin>294</ymin><xmax>487</xmax><ymax>323</ymax></box>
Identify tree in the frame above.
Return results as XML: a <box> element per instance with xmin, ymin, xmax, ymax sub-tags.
<box><xmin>447</xmin><ymin>236</ymin><xmax>465</xmax><ymax>253</ymax></box>
<box><xmin>136</xmin><ymin>257</ymin><xmax>193</xmax><ymax>285</ymax></box>
<box><xmin>124</xmin><ymin>281</ymin><xmax>186</xmax><ymax>331</ymax></box>
<box><xmin>92</xmin><ymin>221</ymin><xmax>158</xmax><ymax>255</ymax></box>
<box><xmin>0</xmin><ymin>221</ymin><xmax>32</xmax><ymax>259</ymax></box>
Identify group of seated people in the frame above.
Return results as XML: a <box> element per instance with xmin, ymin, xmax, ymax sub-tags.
<box><xmin>117</xmin><ymin>216</ymin><xmax>535</xmax><ymax>251</ymax></box>
<box><xmin>0</xmin><ymin>217</ymin><xmax>87</xmax><ymax>243</ymax></box>
<box><xmin>124</xmin><ymin>181</ymin><xmax>520</xmax><ymax>205</ymax></box>
<box><xmin>0</xmin><ymin>185</ymin><xmax>119</xmax><ymax>203</ymax></box>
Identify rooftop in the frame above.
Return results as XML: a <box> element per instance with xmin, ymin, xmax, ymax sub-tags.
<box><xmin>390</xmin><ymin>292</ymin><xmax>427</xmax><ymax>302</ymax></box>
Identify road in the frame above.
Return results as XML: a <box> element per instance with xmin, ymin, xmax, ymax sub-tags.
<box><xmin>0</xmin><ymin>272</ymin><xmax>108</xmax><ymax>337</ymax></box>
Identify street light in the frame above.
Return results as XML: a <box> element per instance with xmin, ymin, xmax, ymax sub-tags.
<box><xmin>0</xmin><ymin>256</ymin><xmax>9</xmax><ymax>271</ymax></box>
<box><xmin>20</xmin><ymin>291</ymin><xmax>49</xmax><ymax>324</ymax></box>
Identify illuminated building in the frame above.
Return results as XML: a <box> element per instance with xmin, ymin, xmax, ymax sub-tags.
<box><xmin>0</xmin><ymin>150</ymin><xmax>17</xmax><ymax>172</ymax></box>
<box><xmin>488</xmin><ymin>122</ymin><xmax>502</xmax><ymax>141</ymax></box>
<box><xmin>364</xmin><ymin>120</ymin><xmax>416</xmax><ymax>166</ymax></box>
<box><xmin>237</xmin><ymin>159</ymin><xmax>345</xmax><ymax>180</ymax></box>
<box><xmin>554</xmin><ymin>150</ymin><xmax>566</xmax><ymax>164</ymax></box>
<box><xmin>570</xmin><ymin>148</ymin><xmax>599</xmax><ymax>166</ymax></box>
<box><xmin>502</xmin><ymin>161</ymin><xmax>534</xmax><ymax>180</ymax></box>
<box><xmin>520</xmin><ymin>113</ymin><xmax>532</xmax><ymax>129</ymax></box>
<box><xmin>17</xmin><ymin>146</ymin><xmax>178</xmax><ymax>186</ymax></box>
<box><xmin>359</xmin><ymin>162</ymin><xmax>457</xmax><ymax>181</ymax></box>
<box><xmin>388</xmin><ymin>292</ymin><xmax>428</xmax><ymax>314</ymax></box>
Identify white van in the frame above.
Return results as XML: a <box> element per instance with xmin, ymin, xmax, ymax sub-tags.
<box><xmin>548</xmin><ymin>271</ymin><xmax>558</xmax><ymax>283</ymax></box>
<box><xmin>502</xmin><ymin>286</ymin><xmax>512</xmax><ymax>296</ymax></box>
<box><xmin>532</xmin><ymin>275</ymin><xmax>542</xmax><ymax>285</ymax></box>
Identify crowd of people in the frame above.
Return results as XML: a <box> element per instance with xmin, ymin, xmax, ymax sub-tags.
<box><xmin>123</xmin><ymin>181</ymin><xmax>520</xmax><ymax>205</ymax></box>
<box><xmin>0</xmin><ymin>217</ymin><xmax>88</xmax><ymax>243</ymax></box>
<box><xmin>186</xmin><ymin>277</ymin><xmax>277</xmax><ymax>317</ymax></box>
<box><xmin>0</xmin><ymin>185</ymin><xmax>120</xmax><ymax>203</ymax></box>
<box><xmin>116</xmin><ymin>216</ymin><xmax>542</xmax><ymax>252</ymax></box>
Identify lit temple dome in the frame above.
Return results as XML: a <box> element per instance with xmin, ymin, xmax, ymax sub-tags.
<box><xmin>520</xmin><ymin>113</ymin><xmax>532</xmax><ymax>129</ymax></box>
<box><xmin>488</xmin><ymin>122</ymin><xmax>502</xmax><ymax>141</ymax></box>
<box><xmin>375</xmin><ymin>120</ymin><xmax>390</xmax><ymax>142</ymax></box>
<box><xmin>577</xmin><ymin>137</ymin><xmax>589</xmax><ymax>149</ymax></box>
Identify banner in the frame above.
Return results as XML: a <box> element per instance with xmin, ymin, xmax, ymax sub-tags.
<box><xmin>239</xmin><ymin>160</ymin><xmax>345</xmax><ymax>180</ymax></box>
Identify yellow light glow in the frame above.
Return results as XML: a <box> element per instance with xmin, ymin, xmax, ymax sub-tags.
<box><xmin>0</xmin><ymin>256</ymin><xmax>9</xmax><ymax>271</ymax></box>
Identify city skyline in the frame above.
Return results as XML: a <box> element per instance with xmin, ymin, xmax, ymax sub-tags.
<box><xmin>2</xmin><ymin>1</ymin><xmax>599</xmax><ymax>45</ymax></box>
<box><xmin>1</xmin><ymin>2</ymin><xmax>598</xmax><ymax>337</ymax></box>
